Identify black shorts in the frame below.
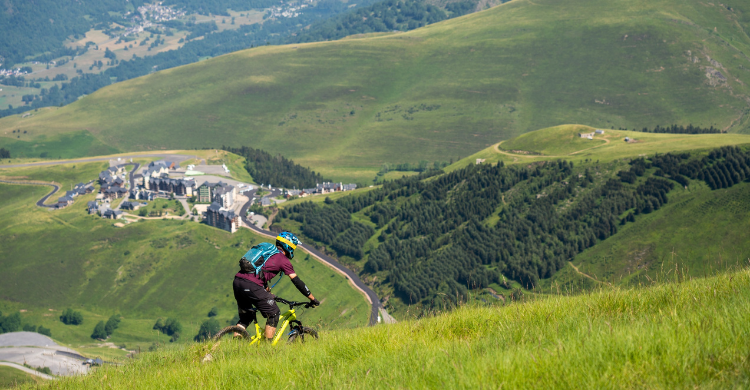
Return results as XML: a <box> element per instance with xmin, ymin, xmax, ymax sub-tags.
<box><xmin>233</xmin><ymin>277</ymin><xmax>280</xmax><ymax>322</ymax></box>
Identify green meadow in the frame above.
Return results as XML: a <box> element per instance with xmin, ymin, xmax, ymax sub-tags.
<box><xmin>450</xmin><ymin>124</ymin><xmax>750</xmax><ymax>171</ymax></box>
<box><xmin>0</xmin><ymin>162</ymin><xmax>369</xmax><ymax>357</ymax></box>
<box><xmin>35</xmin><ymin>266</ymin><xmax>750</xmax><ymax>389</ymax></box>
<box><xmin>2</xmin><ymin>0</ymin><xmax>749</xmax><ymax>182</ymax></box>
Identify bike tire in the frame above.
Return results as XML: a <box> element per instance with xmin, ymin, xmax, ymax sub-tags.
<box><xmin>214</xmin><ymin>325</ymin><xmax>250</xmax><ymax>341</ymax></box>
<box><xmin>287</xmin><ymin>326</ymin><xmax>318</xmax><ymax>343</ymax></box>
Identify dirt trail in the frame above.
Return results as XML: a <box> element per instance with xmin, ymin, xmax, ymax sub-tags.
<box><xmin>568</xmin><ymin>262</ymin><xmax>611</xmax><ymax>286</ymax></box>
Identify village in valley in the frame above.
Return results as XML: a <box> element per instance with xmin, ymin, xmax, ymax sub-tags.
<box><xmin>52</xmin><ymin>156</ymin><xmax>357</xmax><ymax>233</ymax></box>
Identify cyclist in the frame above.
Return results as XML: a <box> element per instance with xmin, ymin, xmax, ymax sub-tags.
<box><xmin>232</xmin><ymin>231</ymin><xmax>320</xmax><ymax>341</ymax></box>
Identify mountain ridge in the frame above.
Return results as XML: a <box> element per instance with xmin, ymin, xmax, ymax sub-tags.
<box><xmin>2</xmin><ymin>0</ymin><xmax>749</xmax><ymax>182</ymax></box>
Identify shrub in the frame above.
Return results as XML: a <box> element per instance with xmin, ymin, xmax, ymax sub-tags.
<box><xmin>154</xmin><ymin>317</ymin><xmax>182</xmax><ymax>336</ymax></box>
<box><xmin>207</xmin><ymin>307</ymin><xmax>219</xmax><ymax>317</ymax></box>
<box><xmin>0</xmin><ymin>312</ymin><xmax>21</xmax><ymax>333</ymax></box>
<box><xmin>37</xmin><ymin>326</ymin><xmax>52</xmax><ymax>337</ymax></box>
<box><xmin>23</xmin><ymin>324</ymin><xmax>37</xmax><ymax>332</ymax></box>
<box><xmin>91</xmin><ymin>321</ymin><xmax>107</xmax><ymax>339</ymax></box>
<box><xmin>105</xmin><ymin>314</ymin><xmax>121</xmax><ymax>336</ymax></box>
<box><xmin>60</xmin><ymin>308</ymin><xmax>83</xmax><ymax>325</ymax></box>
<box><xmin>194</xmin><ymin>319</ymin><xmax>220</xmax><ymax>342</ymax></box>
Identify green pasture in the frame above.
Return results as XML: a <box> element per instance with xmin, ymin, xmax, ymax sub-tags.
<box><xmin>1</xmin><ymin>0</ymin><xmax>749</xmax><ymax>182</ymax></box>
<box><xmin>0</xmin><ymin>131</ymin><xmax>120</xmax><ymax>160</ymax></box>
<box><xmin>0</xmin><ymin>165</ymin><xmax>369</xmax><ymax>352</ymax></box>
<box><xmin>37</xmin><ymin>266</ymin><xmax>750</xmax><ymax>389</ymax></box>
<box><xmin>448</xmin><ymin>125</ymin><xmax>750</xmax><ymax>171</ymax></box>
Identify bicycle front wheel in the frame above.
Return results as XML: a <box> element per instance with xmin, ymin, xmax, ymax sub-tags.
<box><xmin>214</xmin><ymin>325</ymin><xmax>250</xmax><ymax>341</ymax></box>
<box><xmin>287</xmin><ymin>326</ymin><xmax>318</xmax><ymax>343</ymax></box>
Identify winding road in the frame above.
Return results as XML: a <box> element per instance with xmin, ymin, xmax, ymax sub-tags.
<box><xmin>0</xmin><ymin>153</ymin><xmax>196</xmax><ymax>169</ymax></box>
<box><xmin>0</xmin><ymin>179</ymin><xmax>60</xmax><ymax>208</ymax></box>
<box><xmin>239</xmin><ymin>200</ymin><xmax>390</xmax><ymax>326</ymax></box>
<box><xmin>1</xmin><ymin>155</ymin><xmax>393</xmax><ymax>326</ymax></box>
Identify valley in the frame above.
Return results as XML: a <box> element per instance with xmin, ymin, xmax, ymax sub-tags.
<box><xmin>1</xmin><ymin>0</ymin><xmax>750</xmax><ymax>386</ymax></box>
<box><xmin>2</xmin><ymin>0</ymin><xmax>749</xmax><ymax>183</ymax></box>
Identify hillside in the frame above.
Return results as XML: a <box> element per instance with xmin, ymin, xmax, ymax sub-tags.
<box><xmin>270</xmin><ymin>126</ymin><xmax>750</xmax><ymax>317</ymax></box>
<box><xmin>0</xmin><ymin>161</ymin><xmax>369</xmax><ymax>357</ymax></box>
<box><xmin>2</xmin><ymin>0</ymin><xmax>750</xmax><ymax>182</ymax></box>
<box><xmin>41</xmin><ymin>267</ymin><xmax>750</xmax><ymax>388</ymax></box>
<box><xmin>450</xmin><ymin>124</ymin><xmax>750</xmax><ymax>170</ymax></box>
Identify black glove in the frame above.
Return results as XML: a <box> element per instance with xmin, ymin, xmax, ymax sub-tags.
<box><xmin>309</xmin><ymin>298</ymin><xmax>320</xmax><ymax>307</ymax></box>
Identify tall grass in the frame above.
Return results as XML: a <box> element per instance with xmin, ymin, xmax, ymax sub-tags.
<box><xmin>42</xmin><ymin>265</ymin><xmax>750</xmax><ymax>389</ymax></box>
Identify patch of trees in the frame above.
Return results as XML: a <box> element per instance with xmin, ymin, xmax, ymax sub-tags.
<box><xmin>164</xmin><ymin>0</ymin><xmax>279</xmax><ymax>16</ymax></box>
<box><xmin>222</xmin><ymin>145</ymin><xmax>329</xmax><ymax>189</ymax></box>
<box><xmin>276</xmin><ymin>147</ymin><xmax>748</xmax><ymax>307</ymax></box>
<box><xmin>194</xmin><ymin>318</ymin><xmax>220</xmax><ymax>341</ymax></box>
<box><xmin>278</xmin><ymin>202</ymin><xmax>375</xmax><ymax>259</ymax></box>
<box><xmin>698</xmin><ymin>146</ymin><xmax>750</xmax><ymax>189</ymax></box>
<box><xmin>0</xmin><ymin>311</ymin><xmax>51</xmax><ymax>336</ymax></box>
<box><xmin>185</xmin><ymin>21</ymin><xmax>219</xmax><ymax>40</ymax></box>
<box><xmin>153</xmin><ymin>317</ymin><xmax>182</xmax><ymax>342</ymax></box>
<box><xmin>289</xmin><ymin>0</ymin><xmax>465</xmax><ymax>43</ymax></box>
<box><xmin>91</xmin><ymin>314</ymin><xmax>121</xmax><ymax>339</ymax></box>
<box><xmin>60</xmin><ymin>308</ymin><xmax>84</xmax><ymax>325</ymax></box>
<box><xmin>638</xmin><ymin>124</ymin><xmax>721</xmax><ymax>134</ymax></box>
<box><xmin>0</xmin><ymin>148</ymin><xmax>10</xmax><ymax>159</ymax></box>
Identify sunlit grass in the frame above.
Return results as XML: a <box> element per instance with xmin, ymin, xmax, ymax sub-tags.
<box><xmin>41</xmin><ymin>266</ymin><xmax>750</xmax><ymax>389</ymax></box>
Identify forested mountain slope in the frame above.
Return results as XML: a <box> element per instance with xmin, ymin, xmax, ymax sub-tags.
<box><xmin>2</xmin><ymin>0</ymin><xmax>749</xmax><ymax>182</ymax></box>
<box><xmin>273</xmin><ymin>128</ymin><xmax>750</xmax><ymax>316</ymax></box>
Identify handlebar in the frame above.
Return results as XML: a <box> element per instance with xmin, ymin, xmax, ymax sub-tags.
<box><xmin>275</xmin><ymin>297</ymin><xmax>315</xmax><ymax>308</ymax></box>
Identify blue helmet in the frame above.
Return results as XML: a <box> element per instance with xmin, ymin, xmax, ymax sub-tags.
<box><xmin>276</xmin><ymin>231</ymin><xmax>301</xmax><ymax>259</ymax></box>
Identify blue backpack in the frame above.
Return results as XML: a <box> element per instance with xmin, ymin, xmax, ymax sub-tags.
<box><xmin>241</xmin><ymin>242</ymin><xmax>280</xmax><ymax>277</ymax></box>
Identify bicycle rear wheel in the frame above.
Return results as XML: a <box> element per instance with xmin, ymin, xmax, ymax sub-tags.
<box><xmin>287</xmin><ymin>326</ymin><xmax>318</xmax><ymax>343</ymax></box>
<box><xmin>214</xmin><ymin>325</ymin><xmax>250</xmax><ymax>341</ymax></box>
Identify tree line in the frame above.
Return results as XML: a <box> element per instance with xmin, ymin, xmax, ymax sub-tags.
<box><xmin>288</xmin><ymin>0</ymin><xmax>472</xmax><ymax>43</ymax></box>
<box><xmin>637</xmin><ymin>124</ymin><xmax>722</xmax><ymax>134</ymax></box>
<box><xmin>222</xmin><ymin>145</ymin><xmax>329</xmax><ymax>189</ymax></box>
<box><xmin>0</xmin><ymin>310</ymin><xmax>51</xmax><ymax>337</ymax></box>
<box><xmin>272</xmin><ymin>145</ymin><xmax>749</xmax><ymax>308</ymax></box>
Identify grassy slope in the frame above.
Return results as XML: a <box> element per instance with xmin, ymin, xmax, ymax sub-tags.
<box><xmin>0</xmin><ymin>163</ymin><xmax>368</xmax><ymax>355</ymax></box>
<box><xmin>41</xmin><ymin>267</ymin><xmax>750</xmax><ymax>389</ymax></box>
<box><xmin>450</xmin><ymin>124</ymin><xmax>750</xmax><ymax>170</ymax></box>
<box><xmin>552</xmin><ymin>181</ymin><xmax>750</xmax><ymax>288</ymax></box>
<box><xmin>2</xmin><ymin>0</ymin><xmax>750</xmax><ymax>182</ymax></box>
<box><xmin>0</xmin><ymin>366</ymin><xmax>44</xmax><ymax>388</ymax></box>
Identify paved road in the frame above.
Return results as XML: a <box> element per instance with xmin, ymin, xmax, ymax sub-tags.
<box><xmin>0</xmin><ymin>153</ymin><xmax>195</xmax><ymax>169</ymax></box>
<box><xmin>0</xmin><ymin>362</ymin><xmax>56</xmax><ymax>380</ymax></box>
<box><xmin>0</xmin><ymin>179</ymin><xmax>60</xmax><ymax>208</ymax></box>
<box><xmin>0</xmin><ymin>332</ymin><xmax>88</xmax><ymax>376</ymax></box>
<box><xmin>238</xmin><ymin>200</ymin><xmax>388</xmax><ymax>326</ymax></box>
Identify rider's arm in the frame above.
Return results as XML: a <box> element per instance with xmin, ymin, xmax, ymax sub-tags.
<box><xmin>288</xmin><ymin>273</ymin><xmax>314</xmax><ymax>300</ymax></box>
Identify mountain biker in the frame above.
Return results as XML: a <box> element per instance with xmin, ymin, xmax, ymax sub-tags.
<box><xmin>232</xmin><ymin>231</ymin><xmax>320</xmax><ymax>341</ymax></box>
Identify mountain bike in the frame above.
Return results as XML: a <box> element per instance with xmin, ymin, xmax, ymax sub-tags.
<box><xmin>214</xmin><ymin>297</ymin><xmax>318</xmax><ymax>345</ymax></box>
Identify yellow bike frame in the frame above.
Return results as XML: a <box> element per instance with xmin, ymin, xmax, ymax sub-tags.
<box><xmin>247</xmin><ymin>307</ymin><xmax>298</xmax><ymax>346</ymax></box>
